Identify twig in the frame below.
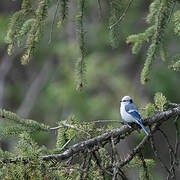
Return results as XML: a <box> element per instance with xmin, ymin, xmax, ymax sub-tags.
<box><xmin>111</xmin><ymin>136</ymin><xmax>119</xmax><ymax>180</ymax></box>
<box><xmin>48</xmin><ymin>0</ymin><xmax>60</xmax><ymax>44</ymax></box>
<box><xmin>158</xmin><ymin>128</ymin><xmax>176</xmax><ymax>179</ymax></box>
<box><xmin>50</xmin><ymin>122</ymin><xmax>91</xmax><ymax>136</ymax></box>
<box><xmin>118</xmin><ymin>169</ymin><xmax>128</xmax><ymax>180</ymax></box>
<box><xmin>97</xmin><ymin>0</ymin><xmax>103</xmax><ymax>20</ymax></box>
<box><xmin>92</xmin><ymin>151</ymin><xmax>112</xmax><ymax>176</ymax></box>
<box><xmin>109</xmin><ymin>0</ymin><xmax>134</xmax><ymax>30</ymax></box>
<box><xmin>59</xmin><ymin>138</ymin><xmax>72</xmax><ymax>152</ymax></box>
<box><xmin>118</xmin><ymin>123</ymin><xmax>161</xmax><ymax>169</ymax></box>
<box><xmin>50</xmin><ymin>125</ymin><xmax>63</xmax><ymax>130</ymax></box>
<box><xmin>167</xmin><ymin>0</ymin><xmax>176</xmax><ymax>24</ymax></box>
<box><xmin>62</xmin><ymin>122</ymin><xmax>90</xmax><ymax>136</ymax></box>
<box><xmin>150</xmin><ymin>132</ymin><xmax>171</xmax><ymax>176</ymax></box>
<box><xmin>82</xmin><ymin>120</ymin><xmax>122</xmax><ymax>124</ymax></box>
<box><xmin>119</xmin><ymin>131</ymin><xmax>150</xmax><ymax>168</ymax></box>
<box><xmin>174</xmin><ymin>116</ymin><xmax>179</xmax><ymax>161</ymax></box>
<box><xmin>139</xmin><ymin>151</ymin><xmax>150</xmax><ymax>180</ymax></box>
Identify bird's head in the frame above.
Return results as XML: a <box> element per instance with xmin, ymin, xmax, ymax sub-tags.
<box><xmin>120</xmin><ymin>96</ymin><xmax>133</xmax><ymax>105</ymax></box>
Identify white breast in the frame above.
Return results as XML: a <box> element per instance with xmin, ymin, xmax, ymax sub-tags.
<box><xmin>120</xmin><ymin>104</ymin><xmax>136</xmax><ymax>123</ymax></box>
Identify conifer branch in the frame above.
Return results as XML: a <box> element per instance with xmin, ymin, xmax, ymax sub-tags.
<box><xmin>0</xmin><ymin>109</ymin><xmax>49</xmax><ymax>135</ymax></box>
<box><xmin>109</xmin><ymin>0</ymin><xmax>134</xmax><ymax>30</ymax></box>
<box><xmin>0</xmin><ymin>105</ymin><xmax>180</xmax><ymax>165</ymax></box>
<box><xmin>48</xmin><ymin>0</ymin><xmax>60</xmax><ymax>44</ymax></box>
<box><xmin>76</xmin><ymin>0</ymin><xmax>87</xmax><ymax>90</ymax></box>
<box><xmin>60</xmin><ymin>122</ymin><xmax>91</xmax><ymax>136</ymax></box>
<box><xmin>141</xmin><ymin>0</ymin><xmax>176</xmax><ymax>84</ymax></box>
<box><xmin>97</xmin><ymin>0</ymin><xmax>103</xmax><ymax>20</ymax></box>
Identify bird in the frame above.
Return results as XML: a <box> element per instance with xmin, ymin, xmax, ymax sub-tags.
<box><xmin>120</xmin><ymin>96</ymin><xmax>149</xmax><ymax>135</ymax></box>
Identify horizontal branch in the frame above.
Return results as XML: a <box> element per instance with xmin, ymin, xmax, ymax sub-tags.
<box><xmin>1</xmin><ymin>106</ymin><xmax>180</xmax><ymax>165</ymax></box>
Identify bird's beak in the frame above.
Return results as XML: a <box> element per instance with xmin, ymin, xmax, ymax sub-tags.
<box><xmin>120</xmin><ymin>100</ymin><xmax>122</xmax><ymax>102</ymax></box>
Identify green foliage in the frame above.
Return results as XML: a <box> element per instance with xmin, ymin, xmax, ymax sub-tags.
<box><xmin>141</xmin><ymin>0</ymin><xmax>175</xmax><ymax>84</ymax></box>
<box><xmin>109</xmin><ymin>0</ymin><xmax>122</xmax><ymax>48</ymax></box>
<box><xmin>127</xmin><ymin>26</ymin><xmax>155</xmax><ymax>54</ymax></box>
<box><xmin>169</xmin><ymin>54</ymin><xmax>180</xmax><ymax>71</ymax></box>
<box><xmin>1</xmin><ymin>0</ymin><xmax>180</xmax><ymax>179</ymax></box>
<box><xmin>5</xmin><ymin>10</ymin><xmax>26</xmax><ymax>55</ymax></box>
<box><xmin>154</xmin><ymin>92</ymin><xmax>167</xmax><ymax>112</ymax></box>
<box><xmin>16</xmin><ymin>132</ymin><xmax>41</xmax><ymax>157</ymax></box>
<box><xmin>5</xmin><ymin>0</ymin><xmax>34</xmax><ymax>55</ymax></box>
<box><xmin>0</xmin><ymin>132</ymin><xmax>47</xmax><ymax>179</ymax></box>
<box><xmin>21</xmin><ymin>0</ymin><xmax>32</xmax><ymax>10</ymax></box>
<box><xmin>59</xmin><ymin>0</ymin><xmax>69</xmax><ymax>24</ymax></box>
<box><xmin>171</xmin><ymin>60</ymin><xmax>180</xmax><ymax>71</ymax></box>
<box><xmin>18</xmin><ymin>18</ymin><xmax>36</xmax><ymax>46</ymax></box>
<box><xmin>5</xmin><ymin>0</ymin><xmax>180</xmax><ymax>87</ymax></box>
<box><xmin>127</xmin><ymin>0</ymin><xmax>176</xmax><ymax>84</ymax></box>
<box><xmin>146</xmin><ymin>0</ymin><xmax>160</xmax><ymax>24</ymax></box>
<box><xmin>5</xmin><ymin>0</ymin><xmax>49</xmax><ymax>64</ymax></box>
<box><xmin>56</xmin><ymin>126</ymin><xmax>68</xmax><ymax>149</ymax></box>
<box><xmin>0</xmin><ymin>148</ymin><xmax>13</xmax><ymax>159</ymax></box>
<box><xmin>142</xmin><ymin>103</ymin><xmax>156</xmax><ymax>118</ymax></box>
<box><xmin>0</xmin><ymin>109</ymin><xmax>49</xmax><ymax>137</ymax></box>
<box><xmin>21</xmin><ymin>0</ymin><xmax>49</xmax><ymax>64</ymax></box>
<box><xmin>76</xmin><ymin>0</ymin><xmax>87</xmax><ymax>90</ymax></box>
<box><xmin>173</xmin><ymin>10</ymin><xmax>180</xmax><ymax>36</ymax></box>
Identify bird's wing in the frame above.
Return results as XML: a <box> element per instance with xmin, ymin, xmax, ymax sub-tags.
<box><xmin>125</xmin><ymin>103</ymin><xmax>141</xmax><ymax>120</ymax></box>
<box><xmin>127</xmin><ymin>110</ymin><xmax>142</xmax><ymax>120</ymax></box>
<box><xmin>125</xmin><ymin>104</ymin><xmax>149</xmax><ymax>135</ymax></box>
<box><xmin>125</xmin><ymin>104</ymin><xmax>141</xmax><ymax>120</ymax></box>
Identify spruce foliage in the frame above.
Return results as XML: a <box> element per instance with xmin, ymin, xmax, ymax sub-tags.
<box><xmin>127</xmin><ymin>0</ymin><xmax>177</xmax><ymax>84</ymax></box>
<box><xmin>59</xmin><ymin>0</ymin><xmax>69</xmax><ymax>24</ymax></box>
<box><xmin>5</xmin><ymin>0</ymin><xmax>180</xmax><ymax>86</ymax></box>
<box><xmin>5</xmin><ymin>0</ymin><xmax>49</xmax><ymax>64</ymax></box>
<box><xmin>2</xmin><ymin>0</ymin><xmax>180</xmax><ymax>178</ymax></box>
<box><xmin>76</xmin><ymin>0</ymin><xmax>87</xmax><ymax>90</ymax></box>
<box><xmin>109</xmin><ymin>0</ymin><xmax>122</xmax><ymax>48</ymax></box>
<box><xmin>0</xmin><ymin>109</ymin><xmax>49</xmax><ymax>137</ymax></box>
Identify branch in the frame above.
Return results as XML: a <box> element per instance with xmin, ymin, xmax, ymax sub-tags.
<box><xmin>48</xmin><ymin>0</ymin><xmax>60</xmax><ymax>44</ymax></box>
<box><xmin>0</xmin><ymin>106</ymin><xmax>180</xmax><ymax>165</ymax></box>
<box><xmin>109</xmin><ymin>0</ymin><xmax>134</xmax><ymax>30</ymax></box>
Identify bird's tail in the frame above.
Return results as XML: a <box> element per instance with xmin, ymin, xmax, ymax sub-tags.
<box><xmin>135</xmin><ymin>120</ymin><xmax>149</xmax><ymax>136</ymax></box>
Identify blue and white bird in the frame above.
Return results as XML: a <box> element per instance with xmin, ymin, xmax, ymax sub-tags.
<box><xmin>120</xmin><ymin>96</ymin><xmax>149</xmax><ymax>135</ymax></box>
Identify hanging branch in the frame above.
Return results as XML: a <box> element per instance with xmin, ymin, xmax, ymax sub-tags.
<box><xmin>109</xmin><ymin>0</ymin><xmax>134</xmax><ymax>30</ymax></box>
<box><xmin>48</xmin><ymin>0</ymin><xmax>60</xmax><ymax>44</ymax></box>
<box><xmin>76</xmin><ymin>0</ymin><xmax>87</xmax><ymax>90</ymax></box>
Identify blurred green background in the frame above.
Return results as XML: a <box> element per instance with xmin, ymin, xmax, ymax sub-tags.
<box><xmin>0</xmin><ymin>1</ymin><xmax>179</xmax><ymax>179</ymax></box>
